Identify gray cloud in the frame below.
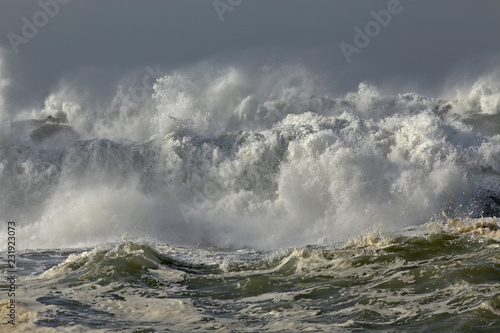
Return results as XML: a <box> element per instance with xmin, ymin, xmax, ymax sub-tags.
<box><xmin>1</xmin><ymin>0</ymin><xmax>499</xmax><ymax>108</ymax></box>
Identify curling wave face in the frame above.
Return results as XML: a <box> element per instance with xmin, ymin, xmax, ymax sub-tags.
<box><xmin>1</xmin><ymin>64</ymin><xmax>500</xmax><ymax>250</ymax></box>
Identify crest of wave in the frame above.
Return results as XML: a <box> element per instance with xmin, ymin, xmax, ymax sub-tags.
<box><xmin>151</xmin><ymin>63</ymin><xmax>319</xmax><ymax>138</ymax></box>
<box><xmin>453</xmin><ymin>70</ymin><xmax>500</xmax><ymax>116</ymax></box>
<box><xmin>442</xmin><ymin>69</ymin><xmax>500</xmax><ymax>136</ymax></box>
<box><xmin>25</xmin><ymin>63</ymin><xmax>320</xmax><ymax>142</ymax></box>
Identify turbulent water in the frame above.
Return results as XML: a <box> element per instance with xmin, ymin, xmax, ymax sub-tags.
<box><xmin>1</xmin><ymin>62</ymin><xmax>500</xmax><ymax>331</ymax></box>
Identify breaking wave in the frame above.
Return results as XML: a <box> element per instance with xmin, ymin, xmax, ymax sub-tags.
<box><xmin>1</xmin><ymin>61</ymin><xmax>500</xmax><ymax>250</ymax></box>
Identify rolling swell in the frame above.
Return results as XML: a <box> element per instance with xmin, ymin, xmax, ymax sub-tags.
<box><xmin>8</xmin><ymin>223</ymin><xmax>499</xmax><ymax>332</ymax></box>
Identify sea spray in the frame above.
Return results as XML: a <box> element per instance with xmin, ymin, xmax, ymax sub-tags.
<box><xmin>1</xmin><ymin>64</ymin><xmax>500</xmax><ymax>250</ymax></box>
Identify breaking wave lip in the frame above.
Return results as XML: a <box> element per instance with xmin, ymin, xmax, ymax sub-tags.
<box><xmin>1</xmin><ymin>61</ymin><xmax>500</xmax><ymax>250</ymax></box>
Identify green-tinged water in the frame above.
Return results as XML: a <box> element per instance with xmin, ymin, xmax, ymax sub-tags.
<box><xmin>1</xmin><ymin>220</ymin><xmax>500</xmax><ymax>332</ymax></box>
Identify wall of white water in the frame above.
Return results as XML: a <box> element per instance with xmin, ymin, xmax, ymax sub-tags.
<box><xmin>1</xmin><ymin>58</ymin><xmax>500</xmax><ymax>250</ymax></box>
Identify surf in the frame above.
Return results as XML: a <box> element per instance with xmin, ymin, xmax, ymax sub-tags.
<box><xmin>1</xmin><ymin>62</ymin><xmax>500</xmax><ymax>250</ymax></box>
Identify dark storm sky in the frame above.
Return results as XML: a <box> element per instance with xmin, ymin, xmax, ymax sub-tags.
<box><xmin>1</xmin><ymin>0</ymin><xmax>499</xmax><ymax>106</ymax></box>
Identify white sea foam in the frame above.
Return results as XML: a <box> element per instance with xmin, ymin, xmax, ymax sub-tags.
<box><xmin>1</xmin><ymin>59</ymin><xmax>500</xmax><ymax>250</ymax></box>
<box><xmin>453</xmin><ymin>70</ymin><xmax>500</xmax><ymax>116</ymax></box>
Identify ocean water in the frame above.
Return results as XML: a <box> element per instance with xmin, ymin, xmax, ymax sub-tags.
<box><xmin>1</xmin><ymin>62</ymin><xmax>500</xmax><ymax>332</ymax></box>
